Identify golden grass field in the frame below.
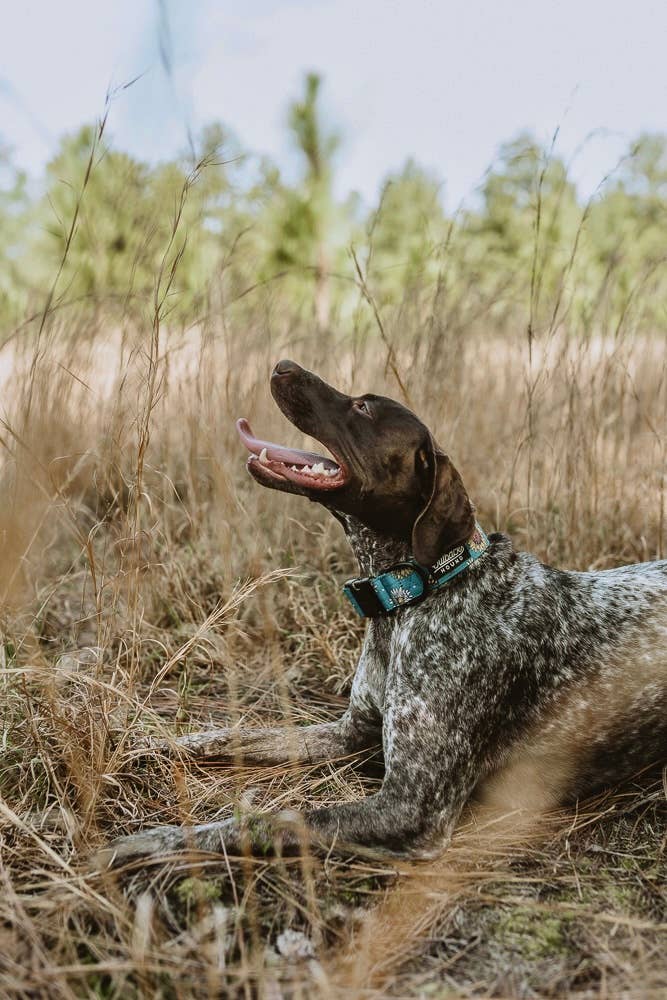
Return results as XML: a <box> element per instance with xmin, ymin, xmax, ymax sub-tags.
<box><xmin>0</xmin><ymin>280</ymin><xmax>666</xmax><ymax>998</ymax></box>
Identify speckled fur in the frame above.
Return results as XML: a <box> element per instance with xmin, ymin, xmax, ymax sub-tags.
<box><xmin>336</xmin><ymin>519</ymin><xmax>667</xmax><ymax>851</ymax></box>
<box><xmin>102</xmin><ymin>374</ymin><xmax>667</xmax><ymax>867</ymax></box>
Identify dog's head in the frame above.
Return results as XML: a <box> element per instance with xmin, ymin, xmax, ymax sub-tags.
<box><xmin>237</xmin><ymin>360</ymin><xmax>474</xmax><ymax>566</ymax></box>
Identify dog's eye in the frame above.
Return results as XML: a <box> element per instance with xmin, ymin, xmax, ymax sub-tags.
<box><xmin>353</xmin><ymin>400</ymin><xmax>371</xmax><ymax>416</ymax></box>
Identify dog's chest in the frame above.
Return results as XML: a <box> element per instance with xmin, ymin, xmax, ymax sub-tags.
<box><xmin>349</xmin><ymin>619</ymin><xmax>395</xmax><ymax>717</ymax></box>
<box><xmin>350</xmin><ymin>605</ymin><xmax>463</xmax><ymax>716</ymax></box>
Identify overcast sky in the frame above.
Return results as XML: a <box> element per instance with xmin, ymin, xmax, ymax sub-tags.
<box><xmin>2</xmin><ymin>0</ymin><xmax>666</xmax><ymax>208</ymax></box>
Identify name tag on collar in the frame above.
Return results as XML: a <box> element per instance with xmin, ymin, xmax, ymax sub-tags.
<box><xmin>430</xmin><ymin>544</ymin><xmax>467</xmax><ymax>579</ymax></box>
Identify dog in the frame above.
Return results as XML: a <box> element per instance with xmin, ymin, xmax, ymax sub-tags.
<box><xmin>104</xmin><ymin>359</ymin><xmax>667</xmax><ymax>865</ymax></box>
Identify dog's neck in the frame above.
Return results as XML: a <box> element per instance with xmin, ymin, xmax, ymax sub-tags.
<box><xmin>335</xmin><ymin>513</ymin><xmax>411</xmax><ymax>576</ymax></box>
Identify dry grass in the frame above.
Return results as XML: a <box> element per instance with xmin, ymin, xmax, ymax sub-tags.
<box><xmin>0</xmin><ymin>240</ymin><xmax>666</xmax><ymax>999</ymax></box>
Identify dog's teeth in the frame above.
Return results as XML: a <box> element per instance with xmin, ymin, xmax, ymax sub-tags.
<box><xmin>312</xmin><ymin>462</ymin><xmax>325</xmax><ymax>475</ymax></box>
<box><xmin>291</xmin><ymin>465</ymin><xmax>298</xmax><ymax>471</ymax></box>
<box><xmin>259</xmin><ymin>447</ymin><xmax>269</xmax><ymax>465</ymax></box>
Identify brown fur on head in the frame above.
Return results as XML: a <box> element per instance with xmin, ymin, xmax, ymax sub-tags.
<box><xmin>238</xmin><ymin>361</ymin><xmax>475</xmax><ymax>565</ymax></box>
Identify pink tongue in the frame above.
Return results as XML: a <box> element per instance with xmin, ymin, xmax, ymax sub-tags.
<box><xmin>236</xmin><ymin>418</ymin><xmax>337</xmax><ymax>468</ymax></box>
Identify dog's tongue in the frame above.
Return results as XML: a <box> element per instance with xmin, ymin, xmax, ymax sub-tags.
<box><xmin>236</xmin><ymin>418</ymin><xmax>338</xmax><ymax>469</ymax></box>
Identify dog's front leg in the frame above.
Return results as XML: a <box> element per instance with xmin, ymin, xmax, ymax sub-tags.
<box><xmin>144</xmin><ymin>721</ymin><xmax>342</xmax><ymax>764</ymax></box>
<box><xmin>102</xmin><ymin>781</ymin><xmax>426</xmax><ymax>866</ymax></box>
<box><xmin>99</xmin><ymin>774</ymin><xmax>452</xmax><ymax>868</ymax></box>
<box><xmin>139</xmin><ymin>708</ymin><xmax>377</xmax><ymax>765</ymax></box>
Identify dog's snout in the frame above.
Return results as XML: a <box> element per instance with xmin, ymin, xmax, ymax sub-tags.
<box><xmin>273</xmin><ymin>359</ymin><xmax>302</xmax><ymax>377</ymax></box>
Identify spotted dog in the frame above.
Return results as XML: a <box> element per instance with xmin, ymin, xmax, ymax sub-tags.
<box><xmin>105</xmin><ymin>360</ymin><xmax>667</xmax><ymax>864</ymax></box>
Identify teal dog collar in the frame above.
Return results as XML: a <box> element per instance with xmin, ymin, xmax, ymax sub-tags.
<box><xmin>343</xmin><ymin>524</ymin><xmax>490</xmax><ymax>618</ymax></box>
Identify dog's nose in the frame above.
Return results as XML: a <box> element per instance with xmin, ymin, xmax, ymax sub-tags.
<box><xmin>273</xmin><ymin>359</ymin><xmax>302</xmax><ymax>377</ymax></box>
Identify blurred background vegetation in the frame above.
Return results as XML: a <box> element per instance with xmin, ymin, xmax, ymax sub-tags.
<box><xmin>1</xmin><ymin>72</ymin><xmax>666</xmax><ymax>342</ymax></box>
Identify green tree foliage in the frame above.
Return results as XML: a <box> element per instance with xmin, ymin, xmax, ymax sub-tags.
<box><xmin>365</xmin><ymin>160</ymin><xmax>446</xmax><ymax>306</ymax></box>
<box><xmin>587</xmin><ymin>134</ymin><xmax>667</xmax><ymax>315</ymax></box>
<box><xmin>26</xmin><ymin>122</ymin><xmax>252</xmax><ymax>325</ymax></box>
<box><xmin>0</xmin><ymin>145</ymin><xmax>30</xmax><ymax>321</ymax></box>
<box><xmin>267</xmin><ymin>73</ymin><xmax>343</xmax><ymax>331</ymax></box>
<box><xmin>463</xmin><ymin>133</ymin><xmax>582</xmax><ymax>329</ymax></box>
<box><xmin>0</xmin><ymin>80</ymin><xmax>666</xmax><ymax>343</ymax></box>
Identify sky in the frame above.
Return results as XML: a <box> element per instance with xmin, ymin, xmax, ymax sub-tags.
<box><xmin>2</xmin><ymin>0</ymin><xmax>667</xmax><ymax>209</ymax></box>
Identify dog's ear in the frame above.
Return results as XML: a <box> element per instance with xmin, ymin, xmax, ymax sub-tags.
<box><xmin>412</xmin><ymin>438</ymin><xmax>475</xmax><ymax>566</ymax></box>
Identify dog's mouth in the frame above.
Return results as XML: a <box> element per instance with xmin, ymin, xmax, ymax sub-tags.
<box><xmin>236</xmin><ymin>418</ymin><xmax>348</xmax><ymax>492</ymax></box>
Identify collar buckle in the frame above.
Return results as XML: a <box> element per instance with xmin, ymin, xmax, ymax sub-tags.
<box><xmin>343</xmin><ymin>576</ymin><xmax>386</xmax><ymax>618</ymax></box>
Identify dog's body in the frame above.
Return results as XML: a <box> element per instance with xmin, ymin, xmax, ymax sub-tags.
<box><xmin>106</xmin><ymin>362</ymin><xmax>667</xmax><ymax>865</ymax></box>
<box><xmin>344</xmin><ymin>518</ymin><xmax>667</xmax><ymax>833</ymax></box>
